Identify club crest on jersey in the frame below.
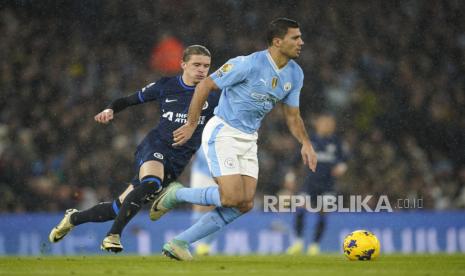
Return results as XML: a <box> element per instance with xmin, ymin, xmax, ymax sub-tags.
<box><xmin>284</xmin><ymin>82</ymin><xmax>292</xmax><ymax>91</ymax></box>
<box><xmin>153</xmin><ymin>152</ymin><xmax>164</xmax><ymax>160</ymax></box>
<box><xmin>202</xmin><ymin>101</ymin><xmax>209</xmax><ymax>110</ymax></box>
<box><xmin>272</xmin><ymin>77</ymin><xmax>278</xmax><ymax>89</ymax></box>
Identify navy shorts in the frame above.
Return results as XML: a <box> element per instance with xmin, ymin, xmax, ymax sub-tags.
<box><xmin>302</xmin><ymin>175</ymin><xmax>335</xmax><ymax>197</ymax></box>
<box><xmin>130</xmin><ymin>136</ymin><xmax>195</xmax><ymax>188</ymax></box>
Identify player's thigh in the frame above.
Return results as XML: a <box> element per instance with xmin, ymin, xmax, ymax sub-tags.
<box><xmin>238</xmin><ymin>175</ymin><xmax>257</xmax><ymax>212</ymax></box>
<box><xmin>237</xmin><ymin>144</ymin><xmax>258</xmax><ymax>206</ymax></box>
<box><xmin>241</xmin><ymin>175</ymin><xmax>257</xmax><ymax>203</ymax></box>
<box><xmin>139</xmin><ymin>160</ymin><xmax>164</xmax><ymax>180</ymax></box>
<box><xmin>215</xmin><ymin>174</ymin><xmax>246</xmax><ymax>204</ymax></box>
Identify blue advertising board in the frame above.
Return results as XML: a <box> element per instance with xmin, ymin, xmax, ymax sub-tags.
<box><xmin>1</xmin><ymin>211</ymin><xmax>464</xmax><ymax>255</ymax></box>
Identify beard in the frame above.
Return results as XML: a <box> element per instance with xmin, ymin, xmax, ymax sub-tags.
<box><xmin>283</xmin><ymin>48</ymin><xmax>299</xmax><ymax>59</ymax></box>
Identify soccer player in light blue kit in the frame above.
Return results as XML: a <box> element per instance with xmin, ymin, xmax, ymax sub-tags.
<box><xmin>150</xmin><ymin>18</ymin><xmax>318</xmax><ymax>260</ymax></box>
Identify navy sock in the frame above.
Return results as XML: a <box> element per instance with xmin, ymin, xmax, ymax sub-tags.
<box><xmin>70</xmin><ymin>200</ymin><xmax>121</xmax><ymax>226</ymax></box>
<box><xmin>108</xmin><ymin>175</ymin><xmax>162</xmax><ymax>236</ymax></box>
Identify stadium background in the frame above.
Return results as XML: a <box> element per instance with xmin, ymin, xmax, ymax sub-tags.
<box><xmin>1</xmin><ymin>0</ymin><xmax>465</xmax><ymax>255</ymax></box>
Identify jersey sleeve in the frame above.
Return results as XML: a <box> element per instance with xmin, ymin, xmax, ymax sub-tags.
<box><xmin>136</xmin><ymin>81</ymin><xmax>162</xmax><ymax>103</ymax></box>
<box><xmin>282</xmin><ymin>88</ymin><xmax>301</xmax><ymax>107</ymax></box>
<box><xmin>210</xmin><ymin>56</ymin><xmax>252</xmax><ymax>89</ymax></box>
<box><xmin>107</xmin><ymin>81</ymin><xmax>162</xmax><ymax>113</ymax></box>
<box><xmin>283</xmin><ymin>67</ymin><xmax>304</xmax><ymax>107</ymax></box>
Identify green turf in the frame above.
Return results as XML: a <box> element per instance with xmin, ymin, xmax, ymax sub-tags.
<box><xmin>0</xmin><ymin>254</ymin><xmax>464</xmax><ymax>276</ymax></box>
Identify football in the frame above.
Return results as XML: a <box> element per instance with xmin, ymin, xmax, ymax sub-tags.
<box><xmin>343</xmin><ymin>230</ymin><xmax>381</xmax><ymax>261</ymax></box>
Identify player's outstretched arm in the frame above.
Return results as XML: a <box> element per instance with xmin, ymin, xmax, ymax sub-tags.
<box><xmin>283</xmin><ymin>104</ymin><xmax>317</xmax><ymax>172</ymax></box>
<box><xmin>173</xmin><ymin>77</ymin><xmax>218</xmax><ymax>146</ymax></box>
<box><xmin>94</xmin><ymin>92</ymin><xmax>143</xmax><ymax>124</ymax></box>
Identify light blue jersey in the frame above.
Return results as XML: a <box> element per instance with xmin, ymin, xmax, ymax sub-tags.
<box><xmin>191</xmin><ymin>146</ymin><xmax>211</xmax><ymax>176</ymax></box>
<box><xmin>210</xmin><ymin>50</ymin><xmax>304</xmax><ymax>134</ymax></box>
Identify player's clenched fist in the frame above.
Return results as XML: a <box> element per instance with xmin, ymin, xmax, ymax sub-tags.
<box><xmin>94</xmin><ymin>109</ymin><xmax>114</xmax><ymax>124</ymax></box>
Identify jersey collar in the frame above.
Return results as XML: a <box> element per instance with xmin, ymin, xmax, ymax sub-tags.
<box><xmin>266</xmin><ymin>50</ymin><xmax>288</xmax><ymax>74</ymax></box>
<box><xmin>177</xmin><ymin>76</ymin><xmax>195</xmax><ymax>90</ymax></box>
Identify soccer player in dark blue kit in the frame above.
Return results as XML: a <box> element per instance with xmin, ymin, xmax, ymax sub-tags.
<box><xmin>286</xmin><ymin>113</ymin><xmax>347</xmax><ymax>255</ymax></box>
<box><xmin>49</xmin><ymin>45</ymin><xmax>220</xmax><ymax>253</ymax></box>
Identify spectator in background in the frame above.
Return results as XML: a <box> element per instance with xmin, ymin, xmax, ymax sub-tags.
<box><xmin>150</xmin><ymin>33</ymin><xmax>184</xmax><ymax>75</ymax></box>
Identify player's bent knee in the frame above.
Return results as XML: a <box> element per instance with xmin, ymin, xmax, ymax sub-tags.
<box><xmin>138</xmin><ymin>175</ymin><xmax>163</xmax><ymax>203</ymax></box>
<box><xmin>220</xmin><ymin>196</ymin><xmax>243</xmax><ymax>208</ymax></box>
<box><xmin>219</xmin><ymin>197</ymin><xmax>237</xmax><ymax>208</ymax></box>
<box><xmin>219</xmin><ymin>188</ymin><xmax>242</xmax><ymax>207</ymax></box>
<box><xmin>221</xmin><ymin>197</ymin><xmax>253</xmax><ymax>212</ymax></box>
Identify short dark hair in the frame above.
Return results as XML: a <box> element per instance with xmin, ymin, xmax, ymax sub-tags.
<box><xmin>182</xmin><ymin>45</ymin><xmax>211</xmax><ymax>62</ymax></box>
<box><xmin>266</xmin><ymin>18</ymin><xmax>300</xmax><ymax>46</ymax></box>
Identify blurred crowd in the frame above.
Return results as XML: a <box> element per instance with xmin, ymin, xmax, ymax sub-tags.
<box><xmin>1</xmin><ymin>0</ymin><xmax>465</xmax><ymax>212</ymax></box>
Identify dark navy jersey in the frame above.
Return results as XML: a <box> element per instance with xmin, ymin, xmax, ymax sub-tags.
<box><xmin>134</xmin><ymin>76</ymin><xmax>220</xmax><ymax>152</ymax></box>
<box><xmin>304</xmin><ymin>134</ymin><xmax>346</xmax><ymax>187</ymax></box>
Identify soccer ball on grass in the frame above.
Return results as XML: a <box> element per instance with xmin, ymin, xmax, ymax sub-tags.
<box><xmin>343</xmin><ymin>230</ymin><xmax>380</xmax><ymax>261</ymax></box>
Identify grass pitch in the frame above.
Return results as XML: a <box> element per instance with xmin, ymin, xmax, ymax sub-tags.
<box><xmin>1</xmin><ymin>254</ymin><xmax>464</xmax><ymax>276</ymax></box>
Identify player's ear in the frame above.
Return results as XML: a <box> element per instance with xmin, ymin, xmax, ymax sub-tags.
<box><xmin>272</xmin><ymin>37</ymin><xmax>282</xmax><ymax>47</ymax></box>
<box><xmin>181</xmin><ymin>61</ymin><xmax>187</xmax><ymax>70</ymax></box>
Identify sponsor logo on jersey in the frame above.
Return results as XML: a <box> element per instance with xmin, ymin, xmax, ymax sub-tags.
<box><xmin>202</xmin><ymin>101</ymin><xmax>209</xmax><ymax>110</ymax></box>
<box><xmin>251</xmin><ymin>92</ymin><xmax>279</xmax><ymax>104</ymax></box>
<box><xmin>162</xmin><ymin>111</ymin><xmax>207</xmax><ymax>124</ymax></box>
<box><xmin>251</xmin><ymin>92</ymin><xmax>268</xmax><ymax>101</ymax></box>
<box><xmin>165</xmin><ymin>98</ymin><xmax>177</xmax><ymax>103</ymax></box>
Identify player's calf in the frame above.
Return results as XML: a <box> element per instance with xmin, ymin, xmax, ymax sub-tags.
<box><xmin>49</xmin><ymin>199</ymin><xmax>123</xmax><ymax>243</ymax></box>
<box><xmin>106</xmin><ymin>175</ymin><xmax>163</xmax><ymax>247</ymax></box>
